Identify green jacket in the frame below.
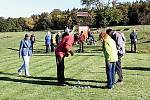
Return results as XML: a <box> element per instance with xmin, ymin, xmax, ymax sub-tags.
<box><xmin>102</xmin><ymin>35</ymin><xmax>118</xmax><ymax>62</ymax></box>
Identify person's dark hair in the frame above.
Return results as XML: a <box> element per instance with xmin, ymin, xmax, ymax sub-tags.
<box><xmin>31</xmin><ymin>34</ymin><xmax>34</xmax><ymax>37</ymax></box>
<box><xmin>24</xmin><ymin>34</ymin><xmax>30</xmax><ymax>40</ymax></box>
<box><xmin>106</xmin><ymin>29</ymin><xmax>112</xmax><ymax>34</ymax></box>
<box><xmin>62</xmin><ymin>32</ymin><xmax>69</xmax><ymax>38</ymax></box>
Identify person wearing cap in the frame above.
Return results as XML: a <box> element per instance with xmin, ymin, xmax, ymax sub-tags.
<box><xmin>55</xmin><ymin>32</ymin><xmax>74</xmax><ymax>86</ymax></box>
<box><xmin>99</xmin><ymin>32</ymin><xmax>118</xmax><ymax>89</ymax></box>
<box><xmin>45</xmin><ymin>31</ymin><xmax>51</xmax><ymax>53</ymax></box>
<box><xmin>18</xmin><ymin>34</ymin><xmax>32</xmax><ymax>77</ymax></box>
<box><xmin>130</xmin><ymin>29</ymin><xmax>137</xmax><ymax>53</ymax></box>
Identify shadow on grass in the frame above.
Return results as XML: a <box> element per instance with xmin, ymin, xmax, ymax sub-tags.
<box><xmin>0</xmin><ymin>77</ymin><xmax>57</xmax><ymax>86</ymax></box>
<box><xmin>7</xmin><ymin>48</ymin><xmax>46</xmax><ymax>54</ymax></box>
<box><xmin>123</xmin><ymin>67</ymin><xmax>150</xmax><ymax>71</ymax></box>
<box><xmin>29</xmin><ymin>76</ymin><xmax>106</xmax><ymax>83</ymax></box>
<box><xmin>33</xmin><ymin>49</ymin><xmax>47</xmax><ymax>54</ymax></box>
<box><xmin>74</xmin><ymin>54</ymin><xmax>102</xmax><ymax>56</ymax></box>
<box><xmin>0</xmin><ymin>71</ymin><xmax>107</xmax><ymax>89</ymax></box>
<box><xmin>126</xmin><ymin>50</ymin><xmax>133</xmax><ymax>53</ymax></box>
<box><xmin>142</xmin><ymin>40</ymin><xmax>150</xmax><ymax>43</ymax></box>
<box><xmin>7</xmin><ymin>48</ymin><xmax>19</xmax><ymax>51</ymax></box>
<box><xmin>0</xmin><ymin>72</ymin><xmax>17</xmax><ymax>76</ymax></box>
<box><xmin>33</xmin><ymin>53</ymin><xmax>102</xmax><ymax>57</ymax></box>
<box><xmin>33</xmin><ymin>54</ymin><xmax>55</xmax><ymax>56</ymax></box>
<box><xmin>0</xmin><ymin>76</ymin><xmax>106</xmax><ymax>89</ymax></box>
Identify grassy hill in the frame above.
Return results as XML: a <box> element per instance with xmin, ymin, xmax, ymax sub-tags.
<box><xmin>0</xmin><ymin>25</ymin><xmax>150</xmax><ymax>100</ymax></box>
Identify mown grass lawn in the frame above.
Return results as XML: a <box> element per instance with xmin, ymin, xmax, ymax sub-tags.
<box><xmin>0</xmin><ymin>25</ymin><xmax>150</xmax><ymax>100</ymax></box>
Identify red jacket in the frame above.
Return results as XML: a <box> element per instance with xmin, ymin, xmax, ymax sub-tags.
<box><xmin>55</xmin><ymin>35</ymin><xmax>74</xmax><ymax>58</ymax></box>
<box><xmin>79</xmin><ymin>34</ymin><xmax>85</xmax><ymax>43</ymax></box>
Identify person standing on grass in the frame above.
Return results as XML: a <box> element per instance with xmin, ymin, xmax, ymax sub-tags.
<box><xmin>99</xmin><ymin>32</ymin><xmax>118</xmax><ymax>89</ymax></box>
<box><xmin>18</xmin><ymin>34</ymin><xmax>32</xmax><ymax>77</ymax></box>
<box><xmin>45</xmin><ymin>31</ymin><xmax>51</xmax><ymax>53</ymax></box>
<box><xmin>79</xmin><ymin>31</ymin><xmax>85</xmax><ymax>53</ymax></box>
<box><xmin>130</xmin><ymin>29</ymin><xmax>138</xmax><ymax>53</ymax></box>
<box><xmin>51</xmin><ymin>32</ymin><xmax>56</xmax><ymax>52</ymax></box>
<box><xmin>30</xmin><ymin>34</ymin><xmax>35</xmax><ymax>52</ymax></box>
<box><xmin>55</xmin><ymin>32</ymin><xmax>74</xmax><ymax>86</ymax></box>
<box><xmin>56</xmin><ymin>32</ymin><xmax>61</xmax><ymax>46</ymax></box>
<box><xmin>106</xmin><ymin>29</ymin><xmax>126</xmax><ymax>84</ymax></box>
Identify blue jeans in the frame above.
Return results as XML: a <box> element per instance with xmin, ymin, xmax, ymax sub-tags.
<box><xmin>18</xmin><ymin>56</ymin><xmax>30</xmax><ymax>76</ymax></box>
<box><xmin>106</xmin><ymin>62</ymin><xmax>116</xmax><ymax>88</ymax></box>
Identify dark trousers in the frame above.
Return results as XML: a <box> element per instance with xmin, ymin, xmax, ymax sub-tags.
<box><xmin>79</xmin><ymin>42</ymin><xmax>84</xmax><ymax>53</ymax></box>
<box><xmin>56</xmin><ymin>55</ymin><xmax>65</xmax><ymax>84</ymax></box>
<box><xmin>46</xmin><ymin>45</ymin><xmax>50</xmax><ymax>53</ymax></box>
<box><xmin>131</xmin><ymin>41</ymin><xmax>137</xmax><ymax>53</ymax></box>
<box><xmin>116</xmin><ymin>55</ymin><xmax>123</xmax><ymax>81</ymax></box>
<box><xmin>51</xmin><ymin>43</ymin><xmax>55</xmax><ymax>52</ymax></box>
<box><xmin>106</xmin><ymin>62</ymin><xmax>116</xmax><ymax>88</ymax></box>
<box><xmin>31</xmin><ymin>44</ymin><xmax>34</xmax><ymax>52</ymax></box>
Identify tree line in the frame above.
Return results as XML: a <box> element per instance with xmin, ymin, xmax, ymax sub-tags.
<box><xmin>0</xmin><ymin>0</ymin><xmax>149</xmax><ymax>32</ymax></box>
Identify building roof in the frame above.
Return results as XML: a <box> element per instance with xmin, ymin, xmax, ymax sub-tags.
<box><xmin>77</xmin><ymin>12</ymin><xmax>90</xmax><ymax>17</ymax></box>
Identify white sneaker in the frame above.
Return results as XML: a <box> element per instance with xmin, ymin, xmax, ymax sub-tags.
<box><xmin>26</xmin><ymin>75</ymin><xmax>31</xmax><ymax>77</ymax></box>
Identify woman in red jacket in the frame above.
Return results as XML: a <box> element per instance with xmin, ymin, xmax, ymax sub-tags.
<box><xmin>55</xmin><ymin>32</ymin><xmax>74</xmax><ymax>86</ymax></box>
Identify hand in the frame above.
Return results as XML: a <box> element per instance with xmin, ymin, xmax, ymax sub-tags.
<box><xmin>70</xmin><ymin>50</ymin><xmax>74</xmax><ymax>56</ymax></box>
<box><xmin>65</xmin><ymin>53</ymin><xmax>69</xmax><ymax>57</ymax></box>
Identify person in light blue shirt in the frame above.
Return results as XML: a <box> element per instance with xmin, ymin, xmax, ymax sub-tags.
<box><xmin>45</xmin><ymin>31</ymin><xmax>51</xmax><ymax>53</ymax></box>
<box><xmin>18</xmin><ymin>34</ymin><xmax>32</xmax><ymax>77</ymax></box>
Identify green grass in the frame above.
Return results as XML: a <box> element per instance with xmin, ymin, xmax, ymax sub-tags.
<box><xmin>0</xmin><ymin>25</ymin><xmax>150</xmax><ymax>100</ymax></box>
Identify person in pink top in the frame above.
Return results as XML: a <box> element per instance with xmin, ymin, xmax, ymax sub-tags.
<box><xmin>55</xmin><ymin>32</ymin><xmax>74</xmax><ymax>86</ymax></box>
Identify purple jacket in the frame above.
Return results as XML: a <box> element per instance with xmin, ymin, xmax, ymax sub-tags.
<box><xmin>111</xmin><ymin>31</ymin><xmax>126</xmax><ymax>55</ymax></box>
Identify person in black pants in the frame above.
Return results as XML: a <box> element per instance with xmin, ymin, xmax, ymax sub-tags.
<box><xmin>130</xmin><ymin>29</ymin><xmax>137</xmax><ymax>53</ymax></box>
<box><xmin>116</xmin><ymin>54</ymin><xmax>123</xmax><ymax>82</ymax></box>
<box><xmin>56</xmin><ymin>32</ymin><xmax>60</xmax><ymax>46</ymax></box>
<box><xmin>30</xmin><ymin>34</ymin><xmax>35</xmax><ymax>52</ymax></box>
<box><xmin>79</xmin><ymin>31</ymin><xmax>85</xmax><ymax>53</ymax></box>
<box><xmin>56</xmin><ymin>55</ymin><xmax>65</xmax><ymax>84</ymax></box>
<box><xmin>55</xmin><ymin>32</ymin><xmax>74</xmax><ymax>86</ymax></box>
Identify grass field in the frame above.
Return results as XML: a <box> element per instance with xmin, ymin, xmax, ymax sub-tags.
<box><xmin>0</xmin><ymin>25</ymin><xmax>150</xmax><ymax>100</ymax></box>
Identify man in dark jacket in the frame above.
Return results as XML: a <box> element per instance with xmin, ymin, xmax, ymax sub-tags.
<box><xmin>30</xmin><ymin>34</ymin><xmax>35</xmax><ymax>52</ymax></box>
<box><xmin>56</xmin><ymin>32</ymin><xmax>61</xmax><ymax>46</ymax></box>
<box><xmin>130</xmin><ymin>29</ymin><xmax>138</xmax><ymax>53</ymax></box>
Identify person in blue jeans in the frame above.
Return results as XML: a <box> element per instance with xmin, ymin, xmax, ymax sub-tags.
<box><xmin>99</xmin><ymin>32</ymin><xmax>118</xmax><ymax>89</ymax></box>
<box><xmin>18</xmin><ymin>34</ymin><xmax>32</xmax><ymax>77</ymax></box>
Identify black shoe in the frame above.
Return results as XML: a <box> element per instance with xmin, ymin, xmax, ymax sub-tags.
<box><xmin>64</xmin><ymin>81</ymin><xmax>69</xmax><ymax>85</ymax></box>
<box><xmin>57</xmin><ymin>81</ymin><xmax>69</xmax><ymax>86</ymax></box>
<box><xmin>116</xmin><ymin>80</ymin><xmax>123</xmax><ymax>85</ymax></box>
<box><xmin>57</xmin><ymin>83</ymin><xmax>66</xmax><ymax>86</ymax></box>
<box><xmin>105</xmin><ymin>86</ymin><xmax>112</xmax><ymax>89</ymax></box>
